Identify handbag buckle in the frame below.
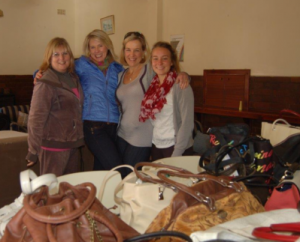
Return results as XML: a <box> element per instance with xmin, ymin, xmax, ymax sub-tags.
<box><xmin>280</xmin><ymin>170</ymin><xmax>294</xmax><ymax>181</ymax></box>
<box><xmin>158</xmin><ymin>186</ymin><xmax>165</xmax><ymax>200</ymax></box>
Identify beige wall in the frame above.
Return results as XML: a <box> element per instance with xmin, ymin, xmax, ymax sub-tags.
<box><xmin>0</xmin><ymin>0</ymin><xmax>75</xmax><ymax>75</ymax></box>
<box><xmin>0</xmin><ymin>0</ymin><xmax>299</xmax><ymax>76</ymax></box>
<box><xmin>160</xmin><ymin>0</ymin><xmax>300</xmax><ymax>76</ymax></box>
<box><xmin>74</xmin><ymin>0</ymin><xmax>159</xmax><ymax>60</ymax></box>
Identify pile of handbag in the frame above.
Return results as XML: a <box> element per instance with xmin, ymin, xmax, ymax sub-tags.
<box><xmin>0</xmin><ymin>160</ymin><xmax>266</xmax><ymax>242</ymax></box>
<box><xmin>1</xmin><ymin>108</ymin><xmax>300</xmax><ymax>242</ymax></box>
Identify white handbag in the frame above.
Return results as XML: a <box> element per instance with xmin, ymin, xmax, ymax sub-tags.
<box><xmin>101</xmin><ymin>162</ymin><xmax>196</xmax><ymax>234</ymax></box>
<box><xmin>261</xmin><ymin>118</ymin><xmax>300</xmax><ymax>146</ymax></box>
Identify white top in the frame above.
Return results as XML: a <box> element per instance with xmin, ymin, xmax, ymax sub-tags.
<box><xmin>151</xmin><ymin>88</ymin><xmax>175</xmax><ymax>148</ymax></box>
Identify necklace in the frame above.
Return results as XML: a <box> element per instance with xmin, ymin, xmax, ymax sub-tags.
<box><xmin>128</xmin><ymin>65</ymin><xmax>143</xmax><ymax>82</ymax></box>
<box><xmin>129</xmin><ymin>71</ymin><xmax>134</xmax><ymax>81</ymax></box>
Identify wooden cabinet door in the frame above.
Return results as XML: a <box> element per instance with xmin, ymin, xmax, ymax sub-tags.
<box><xmin>203</xmin><ymin>69</ymin><xmax>250</xmax><ymax>111</ymax></box>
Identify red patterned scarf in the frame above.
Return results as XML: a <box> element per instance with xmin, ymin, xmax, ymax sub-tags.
<box><xmin>139</xmin><ymin>71</ymin><xmax>177</xmax><ymax>122</ymax></box>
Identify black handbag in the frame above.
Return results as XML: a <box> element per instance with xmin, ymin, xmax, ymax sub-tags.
<box><xmin>272</xmin><ymin>133</ymin><xmax>300</xmax><ymax>180</ymax></box>
<box><xmin>199</xmin><ymin>123</ymin><xmax>250</xmax><ymax>172</ymax></box>
<box><xmin>200</xmin><ymin>135</ymin><xmax>273</xmax><ymax>177</ymax></box>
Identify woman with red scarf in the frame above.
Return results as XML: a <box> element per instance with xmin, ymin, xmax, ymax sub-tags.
<box><xmin>139</xmin><ymin>42</ymin><xmax>194</xmax><ymax>160</ymax></box>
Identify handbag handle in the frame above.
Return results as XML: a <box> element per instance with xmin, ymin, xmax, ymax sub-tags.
<box><xmin>252</xmin><ymin>224</ymin><xmax>300</xmax><ymax>242</ymax></box>
<box><xmin>213</xmin><ymin>136</ymin><xmax>270</xmax><ymax>176</ymax></box>
<box><xmin>98</xmin><ymin>164</ymin><xmax>134</xmax><ymax>201</ymax></box>
<box><xmin>156</xmin><ymin>170</ymin><xmax>243</xmax><ymax>211</ymax></box>
<box><xmin>20</xmin><ymin>169</ymin><xmax>58</xmax><ymax>194</ymax></box>
<box><xmin>23</xmin><ymin>182</ymin><xmax>96</xmax><ymax>224</ymax></box>
<box><xmin>134</xmin><ymin>162</ymin><xmax>194</xmax><ymax>187</ymax></box>
<box><xmin>272</xmin><ymin>118</ymin><xmax>291</xmax><ymax>128</ymax></box>
<box><xmin>280</xmin><ymin>109</ymin><xmax>300</xmax><ymax>119</ymax></box>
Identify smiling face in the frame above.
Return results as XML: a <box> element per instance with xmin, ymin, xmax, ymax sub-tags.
<box><xmin>51</xmin><ymin>46</ymin><xmax>70</xmax><ymax>73</ymax></box>
<box><xmin>151</xmin><ymin>47</ymin><xmax>173</xmax><ymax>79</ymax></box>
<box><xmin>124</xmin><ymin>39</ymin><xmax>144</xmax><ymax>68</ymax></box>
<box><xmin>89</xmin><ymin>38</ymin><xmax>108</xmax><ymax>63</ymax></box>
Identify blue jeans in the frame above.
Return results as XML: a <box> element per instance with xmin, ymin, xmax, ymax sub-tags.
<box><xmin>117</xmin><ymin>136</ymin><xmax>151</xmax><ymax>176</ymax></box>
<box><xmin>83</xmin><ymin>120</ymin><xmax>123</xmax><ymax>172</ymax></box>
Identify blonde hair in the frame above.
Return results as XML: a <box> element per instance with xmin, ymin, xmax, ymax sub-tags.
<box><xmin>119</xmin><ymin>32</ymin><xmax>150</xmax><ymax>66</ymax></box>
<box><xmin>151</xmin><ymin>41</ymin><xmax>181</xmax><ymax>73</ymax></box>
<box><xmin>40</xmin><ymin>37</ymin><xmax>75</xmax><ymax>73</ymax></box>
<box><xmin>83</xmin><ymin>29</ymin><xmax>117</xmax><ymax>62</ymax></box>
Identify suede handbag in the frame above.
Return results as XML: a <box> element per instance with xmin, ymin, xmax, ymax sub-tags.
<box><xmin>145</xmin><ymin>170</ymin><xmax>265</xmax><ymax>241</ymax></box>
<box><xmin>1</xmin><ymin>182</ymin><xmax>139</xmax><ymax>242</ymax></box>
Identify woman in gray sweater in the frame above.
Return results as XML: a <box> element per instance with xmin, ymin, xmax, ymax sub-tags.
<box><xmin>116</xmin><ymin>32</ymin><xmax>190</xmax><ymax>173</ymax></box>
<box><xmin>139</xmin><ymin>41</ymin><xmax>194</xmax><ymax>160</ymax></box>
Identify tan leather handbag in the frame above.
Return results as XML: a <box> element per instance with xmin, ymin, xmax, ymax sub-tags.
<box><xmin>146</xmin><ymin>170</ymin><xmax>265</xmax><ymax>241</ymax></box>
<box><xmin>1</xmin><ymin>182</ymin><xmax>139</xmax><ymax>242</ymax></box>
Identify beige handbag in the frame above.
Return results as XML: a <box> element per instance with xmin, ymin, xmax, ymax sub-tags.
<box><xmin>261</xmin><ymin>109</ymin><xmax>300</xmax><ymax>146</ymax></box>
<box><xmin>113</xmin><ymin>162</ymin><xmax>196</xmax><ymax>234</ymax></box>
<box><xmin>261</xmin><ymin>118</ymin><xmax>300</xmax><ymax>146</ymax></box>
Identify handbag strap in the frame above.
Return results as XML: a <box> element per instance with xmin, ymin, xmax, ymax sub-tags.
<box><xmin>114</xmin><ymin>170</ymin><xmax>137</xmax><ymax>205</ymax></box>
<box><xmin>23</xmin><ymin>182</ymin><xmax>96</xmax><ymax>224</ymax></box>
<box><xmin>20</xmin><ymin>169</ymin><xmax>58</xmax><ymax>195</ymax></box>
<box><xmin>199</xmin><ymin>133</ymin><xmax>253</xmax><ymax>175</ymax></box>
<box><xmin>213</xmin><ymin>136</ymin><xmax>268</xmax><ymax>176</ymax></box>
<box><xmin>98</xmin><ymin>164</ymin><xmax>134</xmax><ymax>201</ymax></box>
<box><xmin>156</xmin><ymin>170</ymin><xmax>243</xmax><ymax>211</ymax></box>
<box><xmin>234</xmin><ymin>173</ymin><xmax>279</xmax><ymax>187</ymax></box>
<box><xmin>123</xmin><ymin>231</ymin><xmax>192</xmax><ymax>242</ymax></box>
<box><xmin>279</xmin><ymin>109</ymin><xmax>300</xmax><ymax>119</ymax></box>
<box><xmin>46</xmin><ymin>210</ymin><xmax>124</xmax><ymax>242</ymax></box>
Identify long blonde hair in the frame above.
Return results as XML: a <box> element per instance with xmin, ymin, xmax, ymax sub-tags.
<box><xmin>83</xmin><ymin>29</ymin><xmax>117</xmax><ymax>62</ymax></box>
<box><xmin>40</xmin><ymin>37</ymin><xmax>75</xmax><ymax>73</ymax></box>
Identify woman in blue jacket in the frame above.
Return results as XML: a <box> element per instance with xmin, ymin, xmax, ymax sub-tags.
<box><xmin>75</xmin><ymin>29</ymin><xmax>124</xmax><ymax>172</ymax></box>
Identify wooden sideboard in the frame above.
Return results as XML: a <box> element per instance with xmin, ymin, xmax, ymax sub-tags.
<box><xmin>191</xmin><ymin>70</ymin><xmax>300</xmax><ymax>134</ymax></box>
<box><xmin>195</xmin><ymin>107</ymin><xmax>300</xmax><ymax>125</ymax></box>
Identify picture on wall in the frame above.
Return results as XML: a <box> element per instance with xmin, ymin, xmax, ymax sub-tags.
<box><xmin>170</xmin><ymin>35</ymin><xmax>184</xmax><ymax>62</ymax></box>
<box><xmin>100</xmin><ymin>15</ymin><xmax>115</xmax><ymax>35</ymax></box>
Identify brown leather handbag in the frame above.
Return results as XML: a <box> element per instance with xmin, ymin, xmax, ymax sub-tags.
<box><xmin>145</xmin><ymin>170</ymin><xmax>265</xmax><ymax>241</ymax></box>
<box><xmin>1</xmin><ymin>182</ymin><xmax>139</xmax><ymax>242</ymax></box>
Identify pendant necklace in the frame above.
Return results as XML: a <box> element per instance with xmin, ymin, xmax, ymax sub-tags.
<box><xmin>128</xmin><ymin>65</ymin><xmax>142</xmax><ymax>82</ymax></box>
